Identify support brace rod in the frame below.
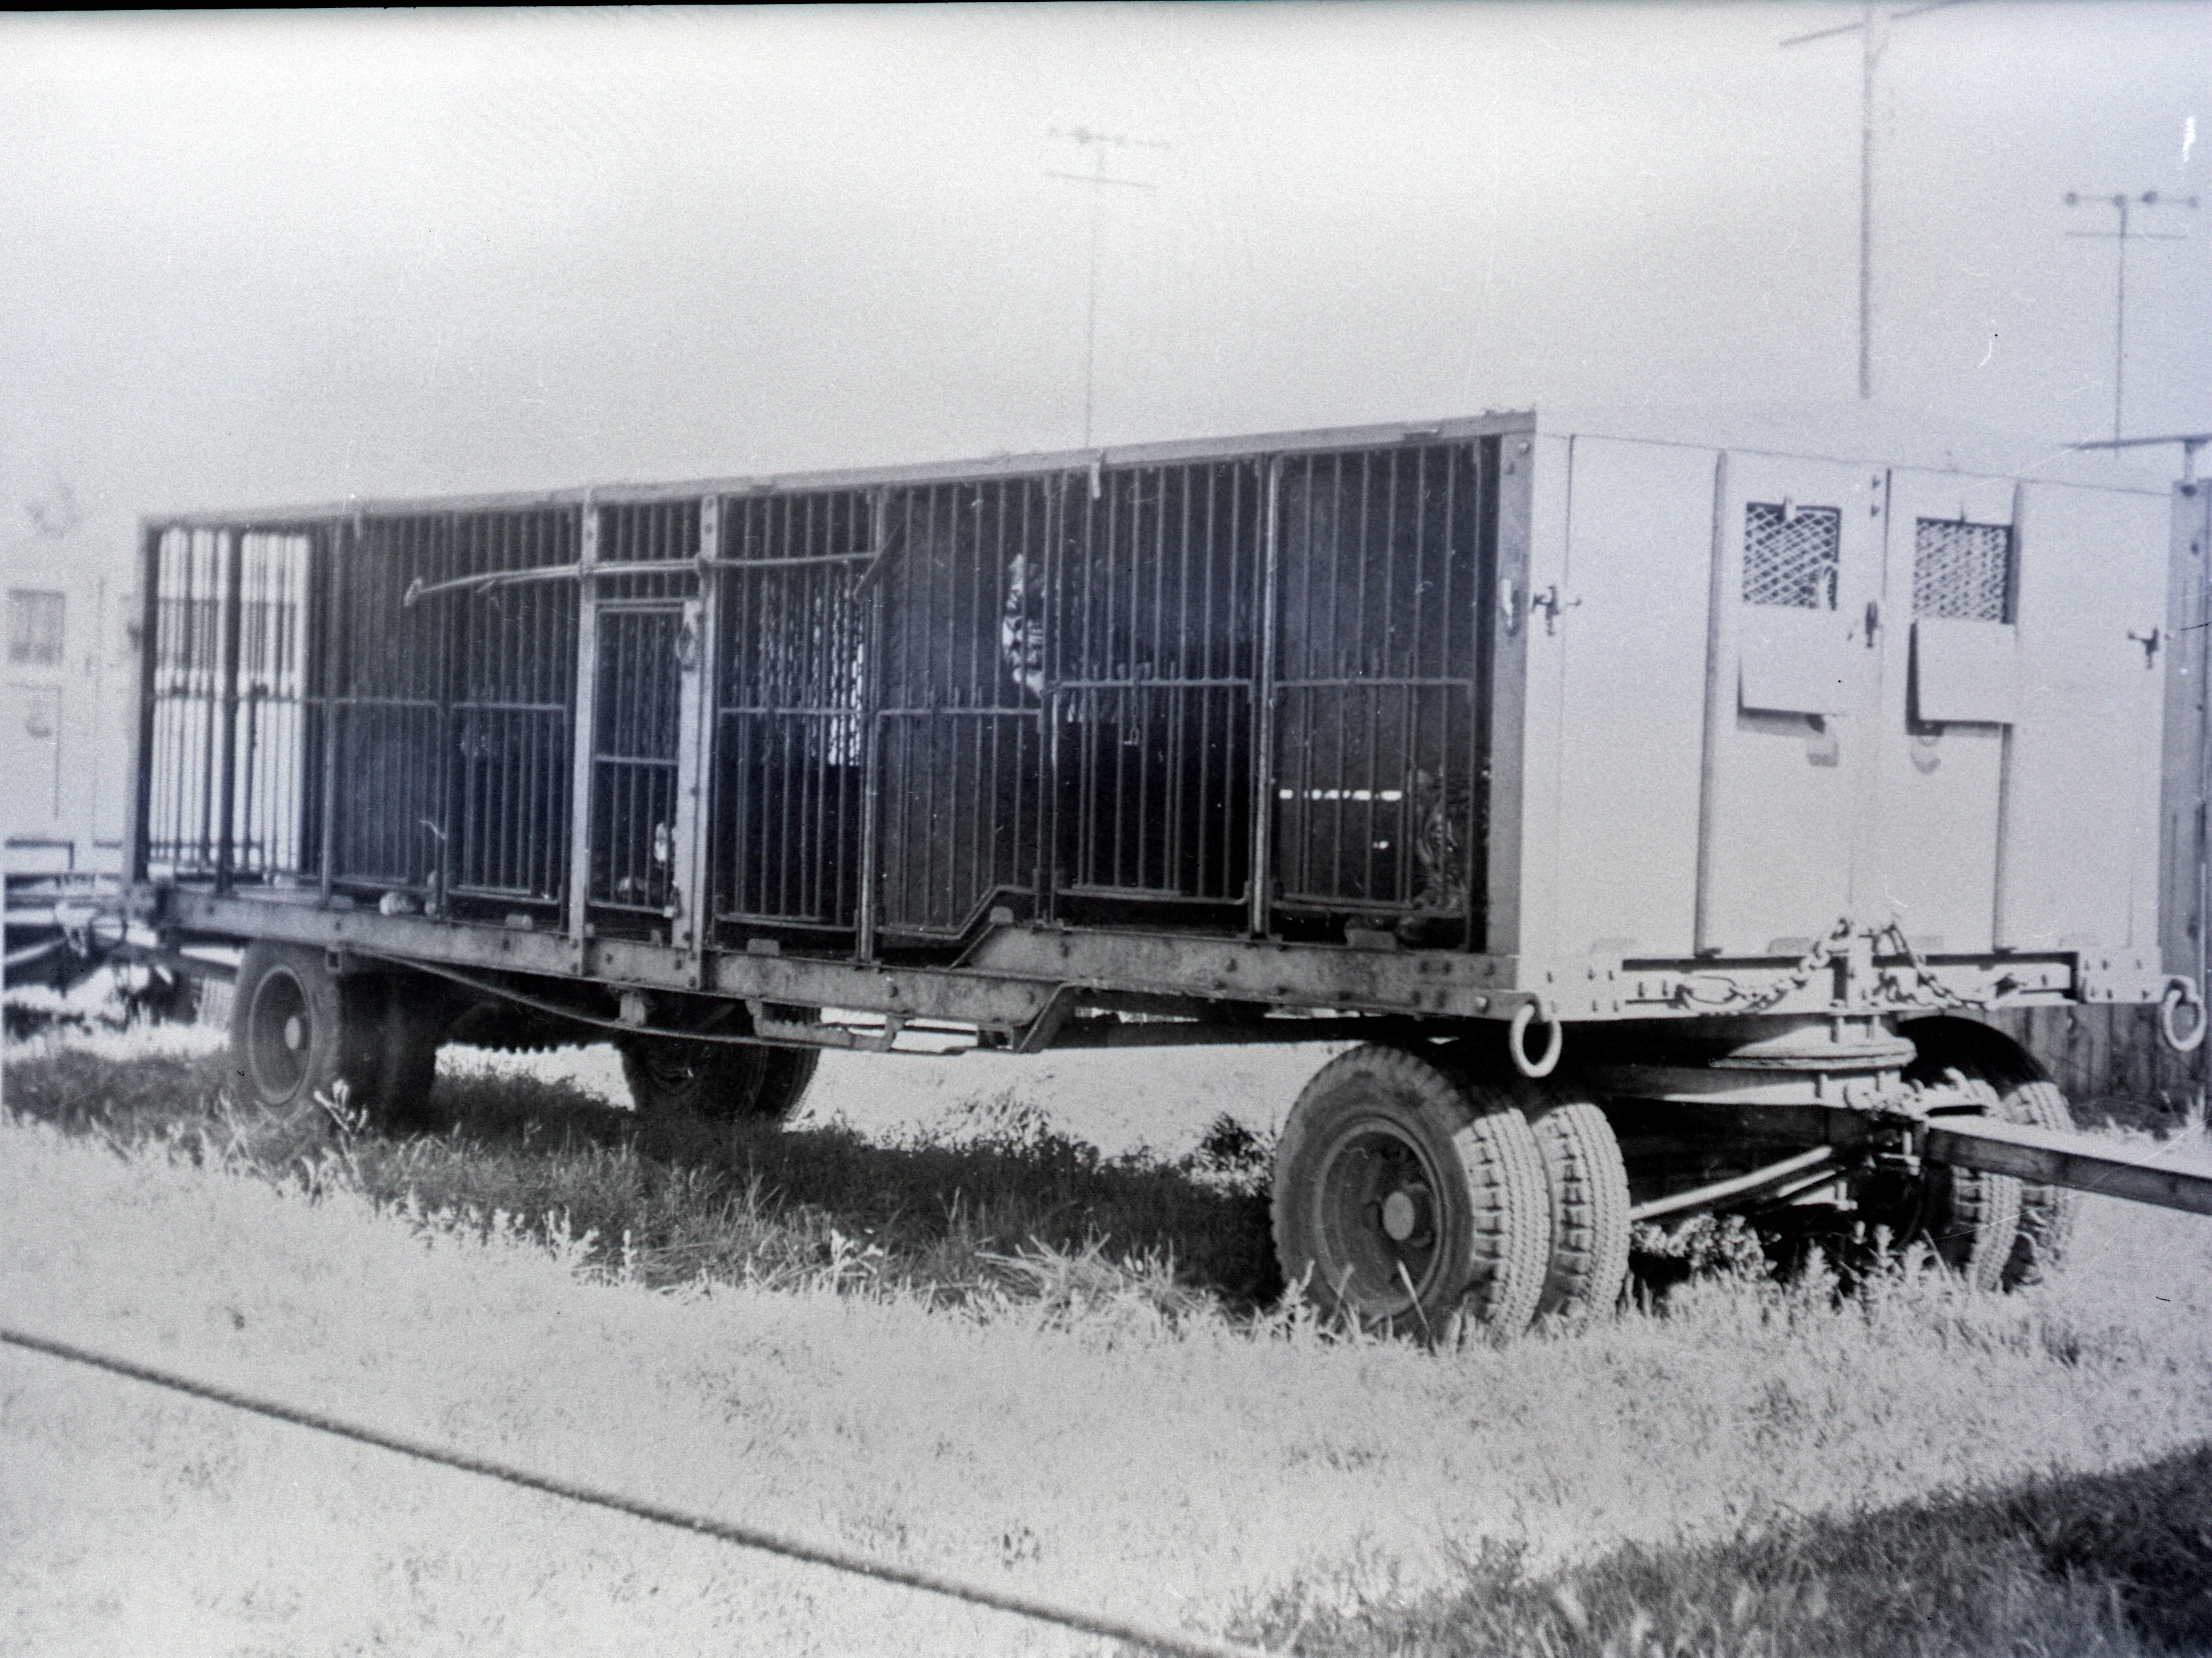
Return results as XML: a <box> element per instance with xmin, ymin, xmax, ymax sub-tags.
<box><xmin>1629</xmin><ymin>1145</ymin><xmax>1837</xmax><ymax>1223</ymax></box>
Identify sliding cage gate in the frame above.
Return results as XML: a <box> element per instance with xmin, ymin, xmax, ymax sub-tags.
<box><xmin>136</xmin><ymin>436</ymin><xmax>1498</xmax><ymax>958</ymax></box>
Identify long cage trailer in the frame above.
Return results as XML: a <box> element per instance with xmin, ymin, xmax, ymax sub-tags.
<box><xmin>122</xmin><ymin>406</ymin><xmax>2212</xmax><ymax>1333</ymax></box>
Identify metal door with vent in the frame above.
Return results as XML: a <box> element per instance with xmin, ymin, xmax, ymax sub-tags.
<box><xmin>1697</xmin><ymin>456</ymin><xmax>1887</xmax><ymax>956</ymax></box>
<box><xmin>1867</xmin><ymin>470</ymin><xmax>2020</xmax><ymax>954</ymax></box>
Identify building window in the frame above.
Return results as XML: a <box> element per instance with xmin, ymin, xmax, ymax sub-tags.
<box><xmin>8</xmin><ymin>590</ymin><xmax>64</xmax><ymax>666</ymax></box>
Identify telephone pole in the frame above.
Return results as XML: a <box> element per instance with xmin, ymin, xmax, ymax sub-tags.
<box><xmin>2064</xmin><ymin>190</ymin><xmax>2198</xmax><ymax>449</ymax></box>
<box><xmin>1782</xmin><ymin>1</ymin><xmax>1964</xmax><ymax>400</ymax></box>
<box><xmin>1049</xmin><ymin>126</ymin><xmax>1165</xmax><ymax>448</ymax></box>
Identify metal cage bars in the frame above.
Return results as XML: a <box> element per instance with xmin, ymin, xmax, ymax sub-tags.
<box><xmin>134</xmin><ymin>439</ymin><xmax>1496</xmax><ymax>954</ymax></box>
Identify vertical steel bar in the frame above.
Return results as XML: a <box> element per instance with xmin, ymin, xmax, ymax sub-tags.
<box><xmin>237</xmin><ymin>537</ymin><xmax>263</xmax><ymax>877</ymax></box>
<box><xmin>1353</xmin><ymin>450</ymin><xmax>1371</xmax><ymax>910</ymax></box>
<box><xmin>431</xmin><ymin>517</ymin><xmax>458</xmax><ymax>914</ymax></box>
<box><xmin>321</xmin><ymin>521</ymin><xmax>350</xmax><ymax>899</ymax></box>
<box><xmin>566</xmin><ymin>501</ymin><xmax>600</xmax><ymax>941</ymax></box>
<box><xmin>1034</xmin><ymin>476</ymin><xmax>1057</xmax><ymax>917</ymax></box>
<box><xmin>856</xmin><ymin>491</ymin><xmax>887</xmax><ymax>957</ymax></box>
<box><xmin>192</xmin><ymin>535</ymin><xmax>217</xmax><ymax>871</ymax></box>
<box><xmin>124</xmin><ymin>525</ymin><xmax>162</xmax><ymax>885</ymax></box>
<box><xmin>212</xmin><ymin>530</ymin><xmax>245</xmax><ymax>894</ymax></box>
<box><xmin>676</xmin><ymin>496</ymin><xmax>718</xmax><ymax>952</ymax></box>
<box><xmin>1080</xmin><ymin>480</ymin><xmax>1100</xmax><ymax>892</ymax></box>
<box><xmin>1407</xmin><ymin>450</ymin><xmax>1424</xmax><ymax>897</ymax></box>
<box><xmin>1249</xmin><ymin>458</ymin><xmax>1282</xmax><ymax>935</ymax></box>
<box><xmin>1692</xmin><ymin>449</ymin><xmax>1732</xmax><ymax>956</ymax></box>
<box><xmin>992</xmin><ymin>480</ymin><xmax>1007</xmax><ymax>899</ymax></box>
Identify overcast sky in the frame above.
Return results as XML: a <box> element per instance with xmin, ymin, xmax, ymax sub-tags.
<box><xmin>3</xmin><ymin>3</ymin><xmax>2207</xmax><ymax>580</ymax></box>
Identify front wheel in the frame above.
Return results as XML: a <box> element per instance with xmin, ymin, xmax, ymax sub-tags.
<box><xmin>1271</xmin><ymin>1043</ymin><xmax>1551</xmax><ymax>1339</ymax></box>
<box><xmin>229</xmin><ymin>943</ymin><xmax>442</xmax><ymax>1133</ymax></box>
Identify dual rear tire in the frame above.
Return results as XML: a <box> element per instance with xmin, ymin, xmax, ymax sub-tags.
<box><xmin>1271</xmin><ymin>1043</ymin><xmax>1631</xmax><ymax>1338</ymax></box>
<box><xmin>1900</xmin><ymin>1021</ymin><xmax>2079</xmax><ymax>1289</ymax></box>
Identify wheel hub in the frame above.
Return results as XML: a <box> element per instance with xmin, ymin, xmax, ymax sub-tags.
<box><xmin>246</xmin><ymin>966</ymin><xmax>313</xmax><ymax>1104</ymax></box>
<box><xmin>1380</xmin><ymin>1189</ymin><xmax>1420</xmax><ymax>1242</ymax></box>
<box><xmin>1315</xmin><ymin>1121</ymin><xmax>1445</xmax><ymax>1310</ymax></box>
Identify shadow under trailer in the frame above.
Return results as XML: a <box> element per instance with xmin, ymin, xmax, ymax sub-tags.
<box><xmin>121</xmin><ymin>408</ymin><xmax>2212</xmax><ymax>1333</ymax></box>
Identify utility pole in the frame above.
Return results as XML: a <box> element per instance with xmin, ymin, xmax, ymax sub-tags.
<box><xmin>2063</xmin><ymin>191</ymin><xmax>2198</xmax><ymax>449</ymax></box>
<box><xmin>1782</xmin><ymin>1</ymin><xmax>1963</xmax><ymax>401</ymax></box>
<box><xmin>1048</xmin><ymin>126</ymin><xmax>1166</xmax><ymax>448</ymax></box>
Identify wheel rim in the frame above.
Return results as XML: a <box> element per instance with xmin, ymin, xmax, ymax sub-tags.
<box><xmin>1313</xmin><ymin>1115</ymin><xmax>1449</xmax><ymax>1317</ymax></box>
<box><xmin>246</xmin><ymin>965</ymin><xmax>312</xmax><ymax>1104</ymax></box>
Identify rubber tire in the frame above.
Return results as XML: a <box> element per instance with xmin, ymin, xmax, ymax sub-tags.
<box><xmin>372</xmin><ymin>975</ymin><xmax>448</xmax><ymax>1128</ymax></box>
<box><xmin>621</xmin><ymin>1035</ymin><xmax>819</xmax><ymax>1125</ymax></box>
<box><xmin>1900</xmin><ymin>1020</ymin><xmax>2075</xmax><ymax>1289</ymax></box>
<box><xmin>1271</xmin><ymin>1043</ymin><xmax>1550</xmax><ymax>1339</ymax></box>
<box><xmin>1926</xmin><ymin>1154</ymin><xmax>2022</xmax><ymax>1291</ymax></box>
<box><xmin>1996</xmin><ymin>1079</ymin><xmax>2078</xmax><ymax>1288</ymax></box>
<box><xmin>230</xmin><ymin>941</ymin><xmax>404</xmax><ymax>1133</ymax></box>
<box><xmin>1525</xmin><ymin>1099</ymin><xmax>1633</xmax><ymax>1321</ymax></box>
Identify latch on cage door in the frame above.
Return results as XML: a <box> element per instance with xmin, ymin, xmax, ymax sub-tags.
<box><xmin>676</xmin><ymin>601</ymin><xmax>702</xmax><ymax>672</ymax></box>
<box><xmin>1531</xmin><ymin>585</ymin><xmax>1581</xmax><ymax>636</ymax></box>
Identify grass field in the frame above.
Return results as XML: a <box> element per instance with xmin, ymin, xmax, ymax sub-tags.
<box><xmin>4</xmin><ymin>1017</ymin><xmax>2212</xmax><ymax>1656</ymax></box>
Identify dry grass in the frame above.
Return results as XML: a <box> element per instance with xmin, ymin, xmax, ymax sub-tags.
<box><xmin>5</xmin><ymin>1020</ymin><xmax>2212</xmax><ymax>1656</ymax></box>
<box><xmin>0</xmin><ymin>1043</ymin><xmax>1282</xmax><ymax>1316</ymax></box>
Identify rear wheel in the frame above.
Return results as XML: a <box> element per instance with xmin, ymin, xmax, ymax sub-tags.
<box><xmin>621</xmin><ymin>1028</ymin><xmax>818</xmax><ymax>1125</ymax></box>
<box><xmin>1900</xmin><ymin>1020</ymin><xmax>2073</xmax><ymax>1288</ymax></box>
<box><xmin>1893</xmin><ymin>1068</ymin><xmax>2022</xmax><ymax>1291</ymax></box>
<box><xmin>1994</xmin><ymin>1079</ymin><xmax>2077</xmax><ymax>1287</ymax></box>
<box><xmin>1271</xmin><ymin>1043</ymin><xmax>1550</xmax><ymax>1339</ymax></box>
<box><xmin>1925</xmin><ymin>1126</ymin><xmax>2023</xmax><ymax>1291</ymax></box>
<box><xmin>1525</xmin><ymin>1098</ymin><xmax>1633</xmax><ymax>1320</ymax></box>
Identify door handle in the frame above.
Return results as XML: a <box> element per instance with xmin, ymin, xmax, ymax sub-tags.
<box><xmin>2129</xmin><ymin>626</ymin><xmax>2161</xmax><ymax>666</ymax></box>
<box><xmin>1863</xmin><ymin>600</ymin><xmax>1880</xmax><ymax>647</ymax></box>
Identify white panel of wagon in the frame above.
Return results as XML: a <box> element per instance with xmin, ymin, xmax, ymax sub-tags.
<box><xmin>1996</xmin><ymin>481</ymin><xmax>2169</xmax><ymax>955</ymax></box>
<box><xmin>1542</xmin><ymin>436</ymin><xmax>1714</xmax><ymax>960</ymax></box>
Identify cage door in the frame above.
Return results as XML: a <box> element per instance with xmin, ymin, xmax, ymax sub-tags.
<box><xmin>583</xmin><ymin>598</ymin><xmax>703</xmax><ymax>943</ymax></box>
<box><xmin>1267</xmin><ymin>443</ymin><xmax>1484</xmax><ymax>933</ymax></box>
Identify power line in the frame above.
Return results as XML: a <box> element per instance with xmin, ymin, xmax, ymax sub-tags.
<box><xmin>1782</xmin><ymin>1</ymin><xmax>1967</xmax><ymax>401</ymax></box>
<box><xmin>2063</xmin><ymin>190</ymin><xmax>2199</xmax><ymax>450</ymax></box>
<box><xmin>1048</xmin><ymin>126</ymin><xmax>1167</xmax><ymax>448</ymax></box>
<box><xmin>0</xmin><ymin>1323</ymin><xmax>1284</xmax><ymax>1658</ymax></box>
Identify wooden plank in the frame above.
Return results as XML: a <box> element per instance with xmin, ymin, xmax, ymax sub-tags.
<box><xmin>1924</xmin><ymin>1114</ymin><xmax>2212</xmax><ymax>1217</ymax></box>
